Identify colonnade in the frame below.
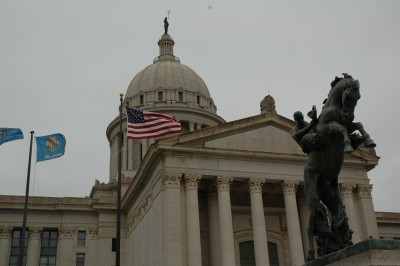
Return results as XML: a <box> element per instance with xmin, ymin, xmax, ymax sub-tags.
<box><xmin>0</xmin><ymin>227</ymin><xmax>101</xmax><ymax>266</ymax></box>
<box><xmin>161</xmin><ymin>174</ymin><xmax>307</xmax><ymax>266</ymax></box>
<box><xmin>160</xmin><ymin>173</ymin><xmax>378</xmax><ymax>266</ymax></box>
<box><xmin>0</xmin><ymin>227</ymin><xmax>41</xmax><ymax>266</ymax></box>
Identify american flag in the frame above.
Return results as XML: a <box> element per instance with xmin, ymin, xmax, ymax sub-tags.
<box><xmin>125</xmin><ymin>107</ymin><xmax>182</xmax><ymax>139</ymax></box>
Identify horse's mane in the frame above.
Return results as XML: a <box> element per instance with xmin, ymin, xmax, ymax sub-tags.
<box><xmin>323</xmin><ymin>73</ymin><xmax>354</xmax><ymax>104</ymax></box>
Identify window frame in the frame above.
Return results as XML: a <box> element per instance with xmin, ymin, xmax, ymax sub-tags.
<box><xmin>9</xmin><ymin>228</ymin><xmax>29</xmax><ymax>266</ymax></box>
<box><xmin>77</xmin><ymin>230</ymin><xmax>86</xmax><ymax>246</ymax></box>
<box><xmin>76</xmin><ymin>253</ymin><xmax>85</xmax><ymax>266</ymax></box>
<box><xmin>40</xmin><ymin>229</ymin><xmax>58</xmax><ymax>266</ymax></box>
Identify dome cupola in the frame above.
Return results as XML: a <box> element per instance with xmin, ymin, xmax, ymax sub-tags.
<box><xmin>106</xmin><ymin>19</ymin><xmax>225</xmax><ymax>181</ymax></box>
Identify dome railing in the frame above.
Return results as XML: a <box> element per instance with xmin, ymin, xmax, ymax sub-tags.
<box><xmin>153</xmin><ymin>55</ymin><xmax>180</xmax><ymax>63</ymax></box>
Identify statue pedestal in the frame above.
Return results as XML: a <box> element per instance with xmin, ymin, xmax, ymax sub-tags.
<box><xmin>304</xmin><ymin>239</ymin><xmax>400</xmax><ymax>266</ymax></box>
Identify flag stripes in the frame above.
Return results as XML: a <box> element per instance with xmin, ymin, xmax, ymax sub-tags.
<box><xmin>126</xmin><ymin>107</ymin><xmax>181</xmax><ymax>139</ymax></box>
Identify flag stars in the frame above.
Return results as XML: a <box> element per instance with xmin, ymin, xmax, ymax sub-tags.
<box><xmin>127</xmin><ymin>108</ymin><xmax>145</xmax><ymax>123</ymax></box>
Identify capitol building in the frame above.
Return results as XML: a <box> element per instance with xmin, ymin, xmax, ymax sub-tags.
<box><xmin>1</xmin><ymin>27</ymin><xmax>400</xmax><ymax>266</ymax></box>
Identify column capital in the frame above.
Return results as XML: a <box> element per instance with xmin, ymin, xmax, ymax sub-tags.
<box><xmin>185</xmin><ymin>173</ymin><xmax>202</xmax><ymax>190</ymax></box>
<box><xmin>356</xmin><ymin>183</ymin><xmax>373</xmax><ymax>197</ymax></box>
<box><xmin>162</xmin><ymin>172</ymin><xmax>182</xmax><ymax>189</ymax></box>
<box><xmin>216</xmin><ymin>176</ymin><xmax>233</xmax><ymax>192</ymax></box>
<box><xmin>29</xmin><ymin>227</ymin><xmax>42</xmax><ymax>240</ymax></box>
<box><xmin>0</xmin><ymin>226</ymin><xmax>13</xmax><ymax>239</ymax></box>
<box><xmin>281</xmin><ymin>180</ymin><xmax>299</xmax><ymax>195</ymax></box>
<box><xmin>339</xmin><ymin>183</ymin><xmax>356</xmax><ymax>198</ymax></box>
<box><xmin>60</xmin><ymin>227</ymin><xmax>75</xmax><ymax>239</ymax></box>
<box><xmin>248</xmin><ymin>178</ymin><xmax>266</xmax><ymax>193</ymax></box>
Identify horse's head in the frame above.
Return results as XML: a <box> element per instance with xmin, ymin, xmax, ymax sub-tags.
<box><xmin>329</xmin><ymin>73</ymin><xmax>360</xmax><ymax>122</ymax></box>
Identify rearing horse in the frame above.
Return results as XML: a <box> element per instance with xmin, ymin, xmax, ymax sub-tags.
<box><xmin>296</xmin><ymin>74</ymin><xmax>376</xmax><ymax>261</ymax></box>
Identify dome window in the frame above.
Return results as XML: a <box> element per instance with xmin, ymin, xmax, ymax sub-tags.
<box><xmin>178</xmin><ymin>91</ymin><xmax>183</xmax><ymax>102</ymax></box>
<box><xmin>196</xmin><ymin>95</ymin><xmax>201</xmax><ymax>105</ymax></box>
<box><xmin>139</xmin><ymin>95</ymin><xmax>144</xmax><ymax>105</ymax></box>
<box><xmin>180</xmin><ymin>121</ymin><xmax>190</xmax><ymax>133</ymax></box>
<box><xmin>158</xmin><ymin>91</ymin><xmax>164</xmax><ymax>101</ymax></box>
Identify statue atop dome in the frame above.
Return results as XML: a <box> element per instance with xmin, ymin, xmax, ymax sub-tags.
<box><xmin>164</xmin><ymin>17</ymin><xmax>169</xmax><ymax>35</ymax></box>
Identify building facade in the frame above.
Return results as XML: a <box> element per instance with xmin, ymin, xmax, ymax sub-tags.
<box><xmin>1</xmin><ymin>30</ymin><xmax>400</xmax><ymax>266</ymax></box>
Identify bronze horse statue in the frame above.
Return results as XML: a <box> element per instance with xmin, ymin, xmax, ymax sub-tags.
<box><xmin>291</xmin><ymin>74</ymin><xmax>376</xmax><ymax>261</ymax></box>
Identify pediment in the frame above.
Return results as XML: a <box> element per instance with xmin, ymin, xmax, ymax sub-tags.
<box><xmin>158</xmin><ymin>112</ymin><xmax>379</xmax><ymax>168</ymax></box>
<box><xmin>160</xmin><ymin>113</ymin><xmax>304</xmax><ymax>155</ymax></box>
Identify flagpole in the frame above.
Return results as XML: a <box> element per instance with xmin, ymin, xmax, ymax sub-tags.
<box><xmin>18</xmin><ymin>131</ymin><xmax>34</xmax><ymax>266</ymax></box>
<box><xmin>116</xmin><ymin>93</ymin><xmax>123</xmax><ymax>266</ymax></box>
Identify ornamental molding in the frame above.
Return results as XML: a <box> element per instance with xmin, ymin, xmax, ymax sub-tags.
<box><xmin>248</xmin><ymin>178</ymin><xmax>266</xmax><ymax>193</ymax></box>
<box><xmin>60</xmin><ymin>227</ymin><xmax>76</xmax><ymax>238</ymax></box>
<box><xmin>162</xmin><ymin>172</ymin><xmax>182</xmax><ymax>189</ymax></box>
<box><xmin>88</xmin><ymin>227</ymin><xmax>98</xmax><ymax>235</ymax></box>
<box><xmin>185</xmin><ymin>173</ymin><xmax>201</xmax><ymax>190</ymax></box>
<box><xmin>29</xmin><ymin>227</ymin><xmax>42</xmax><ymax>240</ymax></box>
<box><xmin>127</xmin><ymin>171</ymin><xmax>182</xmax><ymax>234</ymax></box>
<box><xmin>281</xmin><ymin>180</ymin><xmax>299</xmax><ymax>195</ymax></box>
<box><xmin>127</xmin><ymin>191</ymin><xmax>155</xmax><ymax>234</ymax></box>
<box><xmin>339</xmin><ymin>183</ymin><xmax>356</xmax><ymax>197</ymax></box>
<box><xmin>356</xmin><ymin>183</ymin><xmax>373</xmax><ymax>197</ymax></box>
<box><xmin>0</xmin><ymin>226</ymin><xmax>13</xmax><ymax>238</ymax></box>
<box><xmin>216</xmin><ymin>176</ymin><xmax>233</xmax><ymax>192</ymax></box>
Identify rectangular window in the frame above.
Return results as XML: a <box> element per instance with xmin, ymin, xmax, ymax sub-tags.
<box><xmin>239</xmin><ymin>240</ymin><xmax>279</xmax><ymax>266</ymax></box>
<box><xmin>178</xmin><ymin>91</ymin><xmax>183</xmax><ymax>102</ymax></box>
<box><xmin>76</xmin><ymin>253</ymin><xmax>85</xmax><ymax>266</ymax></box>
<box><xmin>158</xmin><ymin>91</ymin><xmax>163</xmax><ymax>101</ymax></box>
<box><xmin>268</xmin><ymin>242</ymin><xmax>280</xmax><ymax>266</ymax></box>
<box><xmin>77</xmin><ymin>231</ymin><xmax>86</xmax><ymax>246</ymax></box>
<box><xmin>40</xmin><ymin>229</ymin><xmax>58</xmax><ymax>266</ymax></box>
<box><xmin>139</xmin><ymin>95</ymin><xmax>144</xmax><ymax>105</ymax></box>
<box><xmin>196</xmin><ymin>95</ymin><xmax>201</xmax><ymax>105</ymax></box>
<box><xmin>9</xmin><ymin>228</ymin><xmax>29</xmax><ymax>266</ymax></box>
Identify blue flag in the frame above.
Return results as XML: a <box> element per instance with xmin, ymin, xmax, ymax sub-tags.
<box><xmin>36</xmin><ymin>133</ymin><xmax>66</xmax><ymax>162</ymax></box>
<box><xmin>0</xmin><ymin>128</ymin><xmax>24</xmax><ymax>145</ymax></box>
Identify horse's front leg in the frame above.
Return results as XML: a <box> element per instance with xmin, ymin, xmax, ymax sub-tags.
<box><xmin>352</xmin><ymin>122</ymin><xmax>376</xmax><ymax>148</ymax></box>
<box><xmin>328</xmin><ymin>121</ymin><xmax>354</xmax><ymax>153</ymax></box>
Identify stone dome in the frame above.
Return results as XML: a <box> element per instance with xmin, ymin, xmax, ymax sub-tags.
<box><xmin>106</xmin><ymin>29</ymin><xmax>225</xmax><ymax>180</ymax></box>
<box><xmin>124</xmin><ymin>33</ymin><xmax>216</xmax><ymax>114</ymax></box>
<box><xmin>125</xmin><ymin>60</ymin><xmax>211</xmax><ymax>100</ymax></box>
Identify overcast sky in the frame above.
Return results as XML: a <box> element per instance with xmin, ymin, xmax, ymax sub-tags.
<box><xmin>1</xmin><ymin>1</ymin><xmax>399</xmax><ymax>212</ymax></box>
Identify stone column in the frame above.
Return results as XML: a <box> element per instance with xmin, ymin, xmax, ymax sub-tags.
<box><xmin>122</xmin><ymin>131</ymin><xmax>128</xmax><ymax>170</ymax></box>
<box><xmin>189</xmin><ymin>122</ymin><xmax>195</xmax><ymax>132</ymax></box>
<box><xmin>356</xmin><ymin>184</ymin><xmax>379</xmax><ymax>239</ymax></box>
<box><xmin>128</xmin><ymin>139</ymin><xmax>134</xmax><ymax>169</ymax></box>
<box><xmin>0</xmin><ymin>226</ymin><xmax>13</xmax><ymax>266</ymax></box>
<box><xmin>207</xmin><ymin>184</ymin><xmax>221</xmax><ymax>266</ymax></box>
<box><xmin>162</xmin><ymin>172</ymin><xmax>183</xmax><ymax>265</ymax></box>
<box><xmin>296</xmin><ymin>185</ymin><xmax>310</xmax><ymax>259</ymax></box>
<box><xmin>339</xmin><ymin>183</ymin><xmax>361</xmax><ymax>243</ymax></box>
<box><xmin>216</xmin><ymin>176</ymin><xmax>236</xmax><ymax>266</ymax></box>
<box><xmin>109</xmin><ymin>139</ymin><xmax>113</xmax><ymax>178</ymax></box>
<box><xmin>58</xmin><ymin>227</ymin><xmax>75</xmax><ymax>265</ymax></box>
<box><xmin>27</xmin><ymin>227</ymin><xmax>41</xmax><ymax>266</ymax></box>
<box><xmin>141</xmin><ymin>139</ymin><xmax>148</xmax><ymax>160</ymax></box>
<box><xmin>248</xmin><ymin>178</ymin><xmax>270</xmax><ymax>266</ymax></box>
<box><xmin>185</xmin><ymin>174</ymin><xmax>202</xmax><ymax>266</ymax></box>
<box><xmin>113</xmin><ymin>136</ymin><xmax>119</xmax><ymax>177</ymax></box>
<box><xmin>282</xmin><ymin>180</ymin><xmax>305</xmax><ymax>266</ymax></box>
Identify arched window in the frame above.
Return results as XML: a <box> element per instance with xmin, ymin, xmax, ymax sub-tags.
<box><xmin>239</xmin><ymin>240</ymin><xmax>279</xmax><ymax>266</ymax></box>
